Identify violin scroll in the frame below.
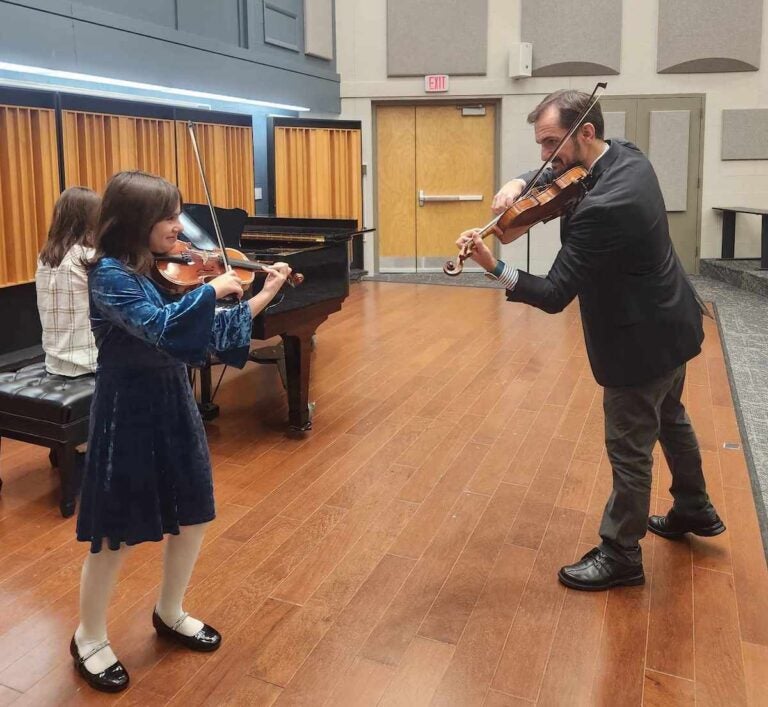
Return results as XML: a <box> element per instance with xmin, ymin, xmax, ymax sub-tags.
<box><xmin>443</xmin><ymin>223</ymin><xmax>500</xmax><ymax>276</ymax></box>
<box><xmin>443</xmin><ymin>251</ymin><xmax>467</xmax><ymax>276</ymax></box>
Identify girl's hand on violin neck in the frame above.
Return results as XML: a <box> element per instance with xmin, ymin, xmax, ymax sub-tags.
<box><xmin>246</xmin><ymin>262</ymin><xmax>291</xmax><ymax>318</ymax></box>
<box><xmin>208</xmin><ymin>270</ymin><xmax>244</xmax><ymax>300</ymax></box>
<box><xmin>262</xmin><ymin>261</ymin><xmax>292</xmax><ymax>295</ymax></box>
<box><xmin>491</xmin><ymin>178</ymin><xmax>526</xmax><ymax>214</ymax></box>
<box><xmin>456</xmin><ymin>229</ymin><xmax>497</xmax><ymax>272</ymax></box>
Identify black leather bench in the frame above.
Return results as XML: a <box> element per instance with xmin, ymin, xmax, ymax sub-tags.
<box><xmin>0</xmin><ymin>363</ymin><xmax>94</xmax><ymax>517</ymax></box>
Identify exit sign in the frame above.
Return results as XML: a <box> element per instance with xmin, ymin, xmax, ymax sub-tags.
<box><xmin>424</xmin><ymin>74</ymin><xmax>449</xmax><ymax>92</ymax></box>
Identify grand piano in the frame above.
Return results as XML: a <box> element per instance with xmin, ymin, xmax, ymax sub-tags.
<box><xmin>182</xmin><ymin>205</ymin><xmax>365</xmax><ymax>431</ymax></box>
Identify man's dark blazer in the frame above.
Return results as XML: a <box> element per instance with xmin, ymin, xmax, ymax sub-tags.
<box><xmin>508</xmin><ymin>138</ymin><xmax>704</xmax><ymax>388</ymax></box>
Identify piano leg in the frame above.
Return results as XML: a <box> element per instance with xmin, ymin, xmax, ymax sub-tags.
<box><xmin>196</xmin><ymin>364</ymin><xmax>220</xmax><ymax>421</ymax></box>
<box><xmin>282</xmin><ymin>329</ymin><xmax>315</xmax><ymax>432</ymax></box>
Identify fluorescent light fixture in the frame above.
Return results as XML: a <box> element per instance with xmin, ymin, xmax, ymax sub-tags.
<box><xmin>0</xmin><ymin>61</ymin><xmax>310</xmax><ymax>112</ymax></box>
<box><xmin>0</xmin><ymin>77</ymin><xmax>211</xmax><ymax>109</ymax></box>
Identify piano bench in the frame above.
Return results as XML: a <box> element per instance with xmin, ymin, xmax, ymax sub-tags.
<box><xmin>0</xmin><ymin>363</ymin><xmax>94</xmax><ymax>518</ymax></box>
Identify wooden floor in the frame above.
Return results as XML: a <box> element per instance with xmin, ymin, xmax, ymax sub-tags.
<box><xmin>1</xmin><ymin>281</ymin><xmax>768</xmax><ymax>706</ymax></box>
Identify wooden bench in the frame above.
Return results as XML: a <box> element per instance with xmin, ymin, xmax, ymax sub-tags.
<box><xmin>0</xmin><ymin>363</ymin><xmax>94</xmax><ymax>517</ymax></box>
<box><xmin>712</xmin><ymin>207</ymin><xmax>768</xmax><ymax>270</ymax></box>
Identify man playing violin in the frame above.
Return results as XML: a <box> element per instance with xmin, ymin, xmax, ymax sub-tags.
<box><xmin>458</xmin><ymin>89</ymin><xmax>724</xmax><ymax>591</ymax></box>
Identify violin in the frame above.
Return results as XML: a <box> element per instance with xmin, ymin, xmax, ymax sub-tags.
<box><xmin>154</xmin><ymin>240</ymin><xmax>304</xmax><ymax>292</ymax></box>
<box><xmin>444</xmin><ymin>82</ymin><xmax>606</xmax><ymax>276</ymax></box>
<box><xmin>493</xmin><ymin>165</ymin><xmax>588</xmax><ymax>233</ymax></box>
<box><xmin>153</xmin><ymin>120</ymin><xmax>302</xmax><ymax>296</ymax></box>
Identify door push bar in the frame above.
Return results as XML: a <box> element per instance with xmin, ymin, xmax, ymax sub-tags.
<box><xmin>418</xmin><ymin>190</ymin><xmax>483</xmax><ymax>207</ymax></box>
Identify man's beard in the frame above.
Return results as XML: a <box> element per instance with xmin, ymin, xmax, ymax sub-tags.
<box><xmin>551</xmin><ymin>160</ymin><xmax>567</xmax><ymax>177</ymax></box>
<box><xmin>551</xmin><ymin>158</ymin><xmax>573</xmax><ymax>177</ymax></box>
<box><xmin>551</xmin><ymin>145</ymin><xmax>585</xmax><ymax>177</ymax></box>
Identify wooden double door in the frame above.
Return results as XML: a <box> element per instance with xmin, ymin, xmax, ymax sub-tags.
<box><xmin>376</xmin><ymin>103</ymin><xmax>496</xmax><ymax>272</ymax></box>
<box><xmin>597</xmin><ymin>95</ymin><xmax>703</xmax><ymax>273</ymax></box>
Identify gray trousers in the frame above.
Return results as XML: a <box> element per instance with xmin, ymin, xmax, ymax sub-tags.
<box><xmin>598</xmin><ymin>364</ymin><xmax>713</xmax><ymax>565</ymax></box>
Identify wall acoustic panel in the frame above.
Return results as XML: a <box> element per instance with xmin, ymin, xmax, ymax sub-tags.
<box><xmin>273</xmin><ymin>123</ymin><xmax>362</xmax><ymax>225</ymax></box>
<box><xmin>264</xmin><ymin>0</ymin><xmax>300</xmax><ymax>51</ymax></box>
<box><xmin>387</xmin><ymin>0</ymin><xmax>487</xmax><ymax>76</ymax></box>
<box><xmin>176</xmin><ymin>121</ymin><xmax>255</xmax><ymax>213</ymax></box>
<box><xmin>75</xmin><ymin>0</ymin><xmax>177</xmax><ymax>28</ymax></box>
<box><xmin>304</xmin><ymin>0</ymin><xmax>333</xmax><ymax>60</ymax></box>
<box><xmin>0</xmin><ymin>104</ymin><xmax>59</xmax><ymax>287</ymax></box>
<box><xmin>61</xmin><ymin>111</ymin><xmax>177</xmax><ymax>193</ymax></box>
<box><xmin>722</xmin><ymin>109</ymin><xmax>768</xmax><ymax>160</ymax></box>
<box><xmin>648</xmin><ymin>111</ymin><xmax>690</xmax><ymax>212</ymax></box>
<box><xmin>603</xmin><ymin>112</ymin><xmax>626</xmax><ymax>140</ymax></box>
<box><xmin>657</xmin><ymin>0</ymin><xmax>762</xmax><ymax>73</ymax></box>
<box><xmin>521</xmin><ymin>0</ymin><xmax>620</xmax><ymax>77</ymax></box>
<box><xmin>177</xmin><ymin>0</ymin><xmax>245</xmax><ymax>48</ymax></box>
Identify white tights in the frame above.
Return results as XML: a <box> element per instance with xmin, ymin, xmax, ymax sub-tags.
<box><xmin>74</xmin><ymin>523</ymin><xmax>208</xmax><ymax>674</ymax></box>
<box><xmin>155</xmin><ymin>523</ymin><xmax>207</xmax><ymax>637</ymax></box>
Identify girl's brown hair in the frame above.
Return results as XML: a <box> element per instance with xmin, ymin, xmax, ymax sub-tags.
<box><xmin>39</xmin><ymin>187</ymin><xmax>101</xmax><ymax>268</ymax></box>
<box><xmin>91</xmin><ymin>170</ymin><xmax>182</xmax><ymax>274</ymax></box>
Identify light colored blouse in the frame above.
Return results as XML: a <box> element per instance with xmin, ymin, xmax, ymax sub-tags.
<box><xmin>36</xmin><ymin>244</ymin><xmax>98</xmax><ymax>377</ymax></box>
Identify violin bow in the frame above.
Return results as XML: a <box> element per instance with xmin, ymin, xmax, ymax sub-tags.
<box><xmin>444</xmin><ymin>82</ymin><xmax>607</xmax><ymax>275</ymax></box>
<box><xmin>186</xmin><ymin>121</ymin><xmax>233</xmax><ymax>272</ymax></box>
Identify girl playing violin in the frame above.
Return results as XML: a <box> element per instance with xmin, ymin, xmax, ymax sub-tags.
<box><xmin>71</xmin><ymin>170</ymin><xmax>291</xmax><ymax>693</ymax></box>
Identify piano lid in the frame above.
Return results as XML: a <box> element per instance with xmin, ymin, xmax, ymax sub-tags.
<box><xmin>179</xmin><ymin>211</ymin><xmax>217</xmax><ymax>250</ymax></box>
<box><xmin>183</xmin><ymin>204</ymin><xmax>247</xmax><ymax>249</ymax></box>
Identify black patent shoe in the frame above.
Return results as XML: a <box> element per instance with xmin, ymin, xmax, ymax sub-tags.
<box><xmin>69</xmin><ymin>636</ymin><xmax>129</xmax><ymax>693</ymax></box>
<box><xmin>152</xmin><ymin>609</ymin><xmax>221</xmax><ymax>652</ymax></box>
<box><xmin>648</xmin><ymin>510</ymin><xmax>726</xmax><ymax>540</ymax></box>
<box><xmin>558</xmin><ymin>548</ymin><xmax>645</xmax><ymax>591</ymax></box>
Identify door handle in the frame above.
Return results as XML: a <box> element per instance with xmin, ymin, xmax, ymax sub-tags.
<box><xmin>418</xmin><ymin>190</ymin><xmax>483</xmax><ymax>207</ymax></box>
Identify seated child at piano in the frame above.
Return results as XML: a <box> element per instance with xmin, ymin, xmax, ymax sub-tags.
<box><xmin>71</xmin><ymin>170</ymin><xmax>291</xmax><ymax>693</ymax></box>
<box><xmin>36</xmin><ymin>186</ymin><xmax>101</xmax><ymax>377</ymax></box>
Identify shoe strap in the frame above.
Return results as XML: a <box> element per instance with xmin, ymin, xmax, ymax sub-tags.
<box><xmin>79</xmin><ymin>639</ymin><xmax>111</xmax><ymax>665</ymax></box>
<box><xmin>171</xmin><ymin>612</ymin><xmax>190</xmax><ymax>632</ymax></box>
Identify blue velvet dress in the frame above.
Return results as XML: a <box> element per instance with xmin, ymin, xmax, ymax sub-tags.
<box><xmin>77</xmin><ymin>257</ymin><xmax>252</xmax><ymax>552</ymax></box>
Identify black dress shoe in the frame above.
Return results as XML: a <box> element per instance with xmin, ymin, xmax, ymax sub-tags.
<box><xmin>152</xmin><ymin>609</ymin><xmax>221</xmax><ymax>652</ymax></box>
<box><xmin>558</xmin><ymin>548</ymin><xmax>645</xmax><ymax>591</ymax></box>
<box><xmin>69</xmin><ymin>636</ymin><xmax>130</xmax><ymax>693</ymax></box>
<box><xmin>648</xmin><ymin>510</ymin><xmax>726</xmax><ymax>540</ymax></box>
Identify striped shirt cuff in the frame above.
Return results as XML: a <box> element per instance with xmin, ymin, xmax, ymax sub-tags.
<box><xmin>492</xmin><ymin>260</ymin><xmax>519</xmax><ymax>290</ymax></box>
